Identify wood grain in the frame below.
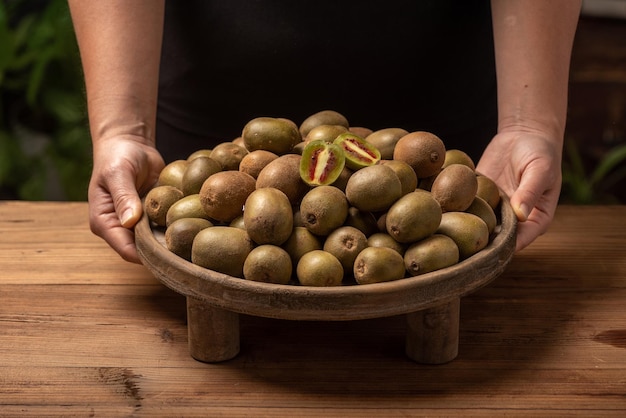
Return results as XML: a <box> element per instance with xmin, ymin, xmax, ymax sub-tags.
<box><xmin>1</xmin><ymin>201</ymin><xmax>626</xmax><ymax>416</ymax></box>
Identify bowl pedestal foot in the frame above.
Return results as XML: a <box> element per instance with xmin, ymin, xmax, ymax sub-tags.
<box><xmin>187</xmin><ymin>296</ymin><xmax>240</xmax><ymax>362</ymax></box>
<box><xmin>405</xmin><ymin>297</ymin><xmax>460</xmax><ymax>364</ymax></box>
<box><xmin>186</xmin><ymin>295</ymin><xmax>461</xmax><ymax>365</ymax></box>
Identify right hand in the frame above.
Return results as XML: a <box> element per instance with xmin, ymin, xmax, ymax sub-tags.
<box><xmin>88</xmin><ymin>136</ymin><xmax>165</xmax><ymax>263</ymax></box>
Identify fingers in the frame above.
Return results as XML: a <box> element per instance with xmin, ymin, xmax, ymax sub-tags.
<box><xmin>509</xmin><ymin>166</ymin><xmax>561</xmax><ymax>252</ymax></box>
<box><xmin>88</xmin><ymin>161</ymin><xmax>146</xmax><ymax>264</ymax></box>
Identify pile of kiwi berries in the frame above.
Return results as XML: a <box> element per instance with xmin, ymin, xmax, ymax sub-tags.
<box><xmin>144</xmin><ymin>110</ymin><xmax>503</xmax><ymax>287</ymax></box>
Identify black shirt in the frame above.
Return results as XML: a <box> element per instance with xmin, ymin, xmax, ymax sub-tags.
<box><xmin>157</xmin><ymin>0</ymin><xmax>497</xmax><ymax>162</ymax></box>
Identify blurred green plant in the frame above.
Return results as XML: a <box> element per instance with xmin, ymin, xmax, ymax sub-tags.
<box><xmin>561</xmin><ymin>139</ymin><xmax>626</xmax><ymax>204</ymax></box>
<box><xmin>0</xmin><ymin>0</ymin><xmax>91</xmax><ymax>200</ymax></box>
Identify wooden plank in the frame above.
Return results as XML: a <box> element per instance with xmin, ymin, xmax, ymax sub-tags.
<box><xmin>0</xmin><ymin>201</ymin><xmax>152</xmax><ymax>285</ymax></box>
<box><xmin>2</xmin><ymin>202</ymin><xmax>626</xmax><ymax>414</ymax></box>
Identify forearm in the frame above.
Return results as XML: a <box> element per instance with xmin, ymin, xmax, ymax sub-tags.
<box><xmin>68</xmin><ymin>0</ymin><xmax>165</xmax><ymax>146</ymax></box>
<box><xmin>491</xmin><ymin>0</ymin><xmax>581</xmax><ymax>141</ymax></box>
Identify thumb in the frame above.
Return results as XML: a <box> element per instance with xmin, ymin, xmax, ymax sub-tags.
<box><xmin>108</xmin><ymin>171</ymin><xmax>145</xmax><ymax>229</ymax></box>
<box><xmin>118</xmin><ymin>195</ymin><xmax>144</xmax><ymax>229</ymax></box>
<box><xmin>508</xmin><ymin>165</ymin><xmax>550</xmax><ymax>222</ymax></box>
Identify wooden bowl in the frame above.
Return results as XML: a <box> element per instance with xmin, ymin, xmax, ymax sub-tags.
<box><xmin>136</xmin><ymin>197</ymin><xmax>517</xmax><ymax>364</ymax></box>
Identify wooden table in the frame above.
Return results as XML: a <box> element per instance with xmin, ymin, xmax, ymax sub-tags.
<box><xmin>1</xmin><ymin>201</ymin><xmax>625</xmax><ymax>416</ymax></box>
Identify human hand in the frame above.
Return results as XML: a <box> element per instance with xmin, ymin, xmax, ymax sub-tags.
<box><xmin>88</xmin><ymin>136</ymin><xmax>165</xmax><ymax>263</ymax></box>
<box><xmin>476</xmin><ymin>129</ymin><xmax>562</xmax><ymax>252</ymax></box>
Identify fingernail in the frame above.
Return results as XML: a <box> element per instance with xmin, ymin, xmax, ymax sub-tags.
<box><xmin>120</xmin><ymin>208</ymin><xmax>134</xmax><ymax>228</ymax></box>
<box><xmin>516</xmin><ymin>203</ymin><xmax>530</xmax><ymax>221</ymax></box>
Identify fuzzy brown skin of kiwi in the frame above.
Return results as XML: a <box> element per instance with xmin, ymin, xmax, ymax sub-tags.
<box><xmin>430</xmin><ymin>163</ymin><xmax>478</xmax><ymax>212</ymax></box>
<box><xmin>199</xmin><ymin>171</ymin><xmax>256</xmax><ymax>222</ymax></box>
<box><xmin>256</xmin><ymin>154</ymin><xmax>311</xmax><ymax>205</ymax></box>
<box><xmin>392</xmin><ymin>131</ymin><xmax>446</xmax><ymax>179</ymax></box>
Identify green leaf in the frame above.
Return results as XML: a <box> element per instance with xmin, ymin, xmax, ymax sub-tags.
<box><xmin>589</xmin><ymin>144</ymin><xmax>626</xmax><ymax>187</ymax></box>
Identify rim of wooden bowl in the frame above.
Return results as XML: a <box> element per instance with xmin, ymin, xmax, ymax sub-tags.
<box><xmin>136</xmin><ymin>197</ymin><xmax>517</xmax><ymax>321</ymax></box>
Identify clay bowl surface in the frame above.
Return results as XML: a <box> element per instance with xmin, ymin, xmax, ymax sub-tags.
<box><xmin>135</xmin><ymin>198</ymin><xmax>517</xmax><ymax>321</ymax></box>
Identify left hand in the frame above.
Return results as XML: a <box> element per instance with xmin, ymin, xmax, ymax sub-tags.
<box><xmin>476</xmin><ymin>129</ymin><xmax>563</xmax><ymax>252</ymax></box>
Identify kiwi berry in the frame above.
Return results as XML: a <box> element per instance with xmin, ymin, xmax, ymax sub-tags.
<box><xmin>243</xmin><ymin>187</ymin><xmax>294</xmax><ymax>245</ymax></box>
<box><xmin>345</xmin><ymin>164</ymin><xmax>402</xmax><ymax>213</ymax></box>
<box><xmin>385</xmin><ymin>189</ymin><xmax>442</xmax><ymax>244</ymax></box>
<box><xmin>299</xmin><ymin>185</ymin><xmax>349</xmax><ymax>236</ymax></box>
<box><xmin>323</xmin><ymin>226</ymin><xmax>368</xmax><ymax>273</ymax></box>
<box><xmin>144</xmin><ymin>185</ymin><xmax>184</xmax><ymax>227</ymax></box>
<box><xmin>344</xmin><ymin>206</ymin><xmax>379</xmax><ymax>237</ymax></box>
<box><xmin>199</xmin><ymin>171</ymin><xmax>256</xmax><ymax>222</ymax></box>
<box><xmin>465</xmin><ymin>196</ymin><xmax>497</xmax><ymax>235</ymax></box>
<box><xmin>191</xmin><ymin>226</ymin><xmax>254</xmax><ymax>278</ymax></box>
<box><xmin>209</xmin><ymin>142</ymin><xmax>249</xmax><ymax>171</ymax></box>
<box><xmin>403</xmin><ymin>234</ymin><xmax>459</xmax><ymax>276</ymax></box>
<box><xmin>353</xmin><ymin>246</ymin><xmax>406</xmax><ymax>285</ymax></box>
<box><xmin>430</xmin><ymin>163</ymin><xmax>478</xmax><ymax>212</ymax></box>
<box><xmin>181</xmin><ymin>156</ymin><xmax>222</xmax><ymax>196</ymax></box>
<box><xmin>243</xmin><ymin>245</ymin><xmax>293</xmax><ymax>285</ymax></box>
<box><xmin>281</xmin><ymin>226</ymin><xmax>323</xmax><ymax>265</ymax></box>
<box><xmin>238</xmin><ymin>150</ymin><xmax>278</xmax><ymax>179</ymax></box>
<box><xmin>256</xmin><ymin>154</ymin><xmax>311</xmax><ymax>205</ymax></box>
<box><xmin>296</xmin><ymin>250</ymin><xmax>344</xmax><ymax>287</ymax></box>
<box><xmin>305</xmin><ymin>124</ymin><xmax>349</xmax><ymax>143</ymax></box>
<box><xmin>165</xmin><ymin>217</ymin><xmax>213</xmax><ymax>261</ymax></box>
<box><xmin>299</xmin><ymin>140</ymin><xmax>346</xmax><ymax>186</ymax></box>
<box><xmin>365</xmin><ymin>127</ymin><xmax>409</xmax><ymax>160</ymax></box>
<box><xmin>242</xmin><ymin>116</ymin><xmax>301</xmax><ymax>155</ymax></box>
<box><xmin>367</xmin><ymin>232</ymin><xmax>406</xmax><ymax>255</ymax></box>
<box><xmin>393</xmin><ymin>131</ymin><xmax>446</xmax><ymax>179</ymax></box>
<box><xmin>165</xmin><ymin>193</ymin><xmax>210</xmax><ymax>227</ymax></box>
<box><xmin>299</xmin><ymin>110</ymin><xmax>349</xmax><ymax>138</ymax></box>
<box><xmin>379</xmin><ymin>159</ymin><xmax>418</xmax><ymax>196</ymax></box>
<box><xmin>476</xmin><ymin>174</ymin><xmax>501</xmax><ymax>209</ymax></box>
<box><xmin>442</xmin><ymin>149</ymin><xmax>476</xmax><ymax>170</ymax></box>
<box><xmin>157</xmin><ymin>159</ymin><xmax>188</xmax><ymax>190</ymax></box>
<box><xmin>436</xmin><ymin>212</ymin><xmax>489</xmax><ymax>260</ymax></box>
